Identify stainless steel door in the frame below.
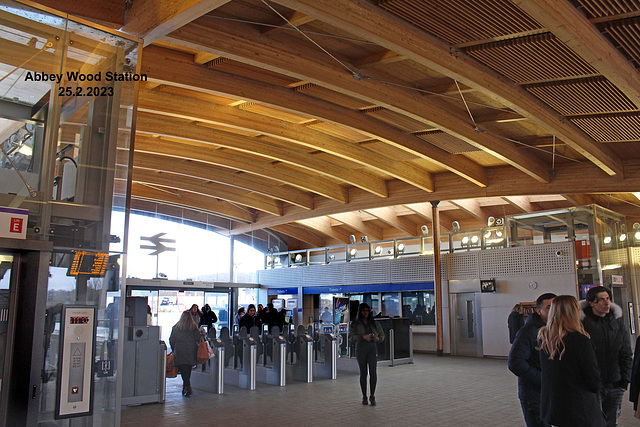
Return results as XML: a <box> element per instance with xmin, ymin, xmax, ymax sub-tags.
<box><xmin>453</xmin><ymin>292</ymin><xmax>482</xmax><ymax>357</ymax></box>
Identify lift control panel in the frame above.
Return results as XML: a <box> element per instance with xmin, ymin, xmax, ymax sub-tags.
<box><xmin>56</xmin><ymin>306</ymin><xmax>96</xmax><ymax>419</ymax></box>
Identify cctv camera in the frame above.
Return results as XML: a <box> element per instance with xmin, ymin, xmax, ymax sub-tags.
<box><xmin>421</xmin><ymin>225</ymin><xmax>429</xmax><ymax>235</ymax></box>
<box><xmin>452</xmin><ymin>221</ymin><xmax>460</xmax><ymax>232</ymax></box>
<box><xmin>487</xmin><ymin>216</ymin><xmax>495</xmax><ymax>227</ymax></box>
<box><xmin>349</xmin><ymin>235</ymin><xmax>356</xmax><ymax>244</ymax></box>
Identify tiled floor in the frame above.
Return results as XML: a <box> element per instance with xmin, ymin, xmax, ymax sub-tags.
<box><xmin>122</xmin><ymin>354</ymin><xmax>638</xmax><ymax>426</ymax></box>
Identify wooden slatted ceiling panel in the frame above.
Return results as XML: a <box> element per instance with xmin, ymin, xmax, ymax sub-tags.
<box><xmin>377</xmin><ymin>0</ymin><xmax>541</xmax><ymax>45</ymax></box>
<box><xmin>414</xmin><ymin>131</ymin><xmax>481</xmax><ymax>154</ymax></box>
<box><xmin>304</xmin><ymin>121</ymin><xmax>370</xmax><ymax>142</ymax></box>
<box><xmin>604</xmin><ymin>18</ymin><xmax>640</xmax><ymax>68</ymax></box>
<box><xmin>571</xmin><ymin>114</ymin><xmax>640</xmax><ymax>142</ymax></box>
<box><xmin>466</xmin><ymin>33</ymin><xmax>598</xmax><ymax>84</ymax></box>
<box><xmin>207</xmin><ymin>57</ymin><xmax>300</xmax><ymax>87</ymax></box>
<box><xmin>526</xmin><ymin>77</ymin><xmax>638</xmax><ymax>115</ymax></box>
<box><xmin>574</xmin><ymin>0</ymin><xmax>640</xmax><ymax>18</ymax></box>
<box><xmin>238</xmin><ymin>102</ymin><xmax>313</xmax><ymax>123</ymax></box>
<box><xmin>363</xmin><ymin>107</ymin><xmax>433</xmax><ymax>132</ymax></box>
<box><xmin>294</xmin><ymin>83</ymin><xmax>372</xmax><ymax>110</ymax></box>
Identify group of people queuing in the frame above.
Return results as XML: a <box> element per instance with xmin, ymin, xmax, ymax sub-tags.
<box><xmin>402</xmin><ymin>303</ymin><xmax>436</xmax><ymax>325</ymax></box>
<box><xmin>234</xmin><ymin>302</ymin><xmax>288</xmax><ymax>333</ymax></box>
<box><xmin>508</xmin><ymin>287</ymin><xmax>638</xmax><ymax>426</ymax></box>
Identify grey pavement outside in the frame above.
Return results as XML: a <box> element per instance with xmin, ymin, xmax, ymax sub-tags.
<box><xmin>121</xmin><ymin>354</ymin><xmax>639</xmax><ymax>426</ymax></box>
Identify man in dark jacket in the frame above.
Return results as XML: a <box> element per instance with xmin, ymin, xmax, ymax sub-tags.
<box><xmin>508</xmin><ymin>292</ymin><xmax>556</xmax><ymax>427</ymax></box>
<box><xmin>581</xmin><ymin>286</ymin><xmax>633</xmax><ymax>427</ymax></box>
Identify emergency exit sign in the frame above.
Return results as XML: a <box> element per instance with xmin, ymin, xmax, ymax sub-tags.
<box><xmin>0</xmin><ymin>207</ymin><xmax>28</xmax><ymax>239</ymax></box>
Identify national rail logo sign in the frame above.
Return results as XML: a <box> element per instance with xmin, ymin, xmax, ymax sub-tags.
<box><xmin>0</xmin><ymin>207</ymin><xmax>28</xmax><ymax>239</ymax></box>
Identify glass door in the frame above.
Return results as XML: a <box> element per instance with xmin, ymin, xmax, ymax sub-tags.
<box><xmin>204</xmin><ymin>292</ymin><xmax>230</xmax><ymax>335</ymax></box>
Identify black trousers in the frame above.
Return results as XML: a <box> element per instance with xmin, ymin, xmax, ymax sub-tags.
<box><xmin>177</xmin><ymin>364</ymin><xmax>192</xmax><ymax>388</ymax></box>
<box><xmin>356</xmin><ymin>344</ymin><xmax>377</xmax><ymax>397</ymax></box>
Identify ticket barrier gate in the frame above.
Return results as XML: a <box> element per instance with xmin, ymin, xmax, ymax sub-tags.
<box><xmin>256</xmin><ymin>326</ymin><xmax>287</xmax><ymax>386</ymax></box>
<box><xmin>237</xmin><ymin>335</ymin><xmax>258</xmax><ymax>390</ymax></box>
<box><xmin>285</xmin><ymin>325</ymin><xmax>313</xmax><ymax>383</ymax></box>
<box><xmin>314</xmin><ymin>327</ymin><xmax>338</xmax><ymax>380</ymax></box>
<box><xmin>190</xmin><ymin>338</ymin><xmax>225</xmax><ymax>394</ymax></box>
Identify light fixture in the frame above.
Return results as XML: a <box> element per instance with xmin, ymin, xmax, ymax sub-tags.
<box><xmin>452</xmin><ymin>221</ymin><xmax>460</xmax><ymax>232</ymax></box>
<box><xmin>603</xmin><ymin>236</ymin><xmax>612</xmax><ymax>245</ymax></box>
<box><xmin>496</xmin><ymin>230</ymin><xmax>503</xmax><ymax>237</ymax></box>
<box><xmin>397</xmin><ymin>243</ymin><xmax>405</xmax><ymax>253</ymax></box>
<box><xmin>294</xmin><ymin>253</ymin><xmax>303</xmax><ymax>263</ymax></box>
<box><xmin>17</xmin><ymin>145</ymin><xmax>32</xmax><ymax>156</ymax></box>
<box><xmin>471</xmin><ymin>235</ymin><xmax>479</xmax><ymax>244</ymax></box>
<box><xmin>484</xmin><ymin>231</ymin><xmax>492</xmax><ymax>239</ymax></box>
<box><xmin>461</xmin><ymin>236</ymin><xmax>469</xmax><ymax>244</ymax></box>
<box><xmin>328</xmin><ymin>254</ymin><xmax>335</xmax><ymax>261</ymax></box>
<box><xmin>636</xmin><ymin>231</ymin><xmax>640</xmax><ymax>241</ymax></box>
<box><xmin>349</xmin><ymin>235</ymin><xmax>356</xmax><ymax>244</ymax></box>
<box><xmin>619</xmin><ymin>234</ymin><xmax>627</xmax><ymax>242</ymax></box>
<box><xmin>421</xmin><ymin>225</ymin><xmax>429</xmax><ymax>235</ymax></box>
<box><xmin>374</xmin><ymin>245</ymin><xmax>382</xmax><ymax>255</ymax></box>
<box><xmin>602</xmin><ymin>264</ymin><xmax>622</xmax><ymax>271</ymax></box>
<box><xmin>274</xmin><ymin>256</ymin><xmax>281</xmax><ymax>264</ymax></box>
<box><xmin>349</xmin><ymin>248</ymin><xmax>357</xmax><ymax>257</ymax></box>
<box><xmin>361</xmin><ymin>236</ymin><xmax>368</xmax><ymax>243</ymax></box>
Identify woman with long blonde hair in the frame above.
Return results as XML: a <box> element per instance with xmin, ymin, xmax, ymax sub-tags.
<box><xmin>169</xmin><ymin>311</ymin><xmax>201</xmax><ymax>397</ymax></box>
<box><xmin>537</xmin><ymin>295</ymin><xmax>604</xmax><ymax>426</ymax></box>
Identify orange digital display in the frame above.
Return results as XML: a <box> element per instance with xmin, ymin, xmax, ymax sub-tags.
<box><xmin>67</xmin><ymin>251</ymin><xmax>108</xmax><ymax>277</ymax></box>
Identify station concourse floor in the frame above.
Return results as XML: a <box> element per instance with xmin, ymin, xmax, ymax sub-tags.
<box><xmin>122</xmin><ymin>353</ymin><xmax>638</xmax><ymax>426</ymax></box>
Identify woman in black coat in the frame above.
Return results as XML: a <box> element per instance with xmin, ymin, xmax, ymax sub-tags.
<box><xmin>169</xmin><ymin>311</ymin><xmax>202</xmax><ymax>397</ymax></box>
<box><xmin>537</xmin><ymin>295</ymin><xmax>605</xmax><ymax>427</ymax></box>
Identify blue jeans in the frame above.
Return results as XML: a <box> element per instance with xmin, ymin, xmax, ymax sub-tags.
<box><xmin>601</xmin><ymin>386</ymin><xmax>625</xmax><ymax>427</ymax></box>
<box><xmin>520</xmin><ymin>397</ymin><xmax>548</xmax><ymax>427</ymax></box>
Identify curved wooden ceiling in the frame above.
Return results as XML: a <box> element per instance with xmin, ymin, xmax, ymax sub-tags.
<box><xmin>35</xmin><ymin>0</ymin><xmax>640</xmax><ymax>249</ymax></box>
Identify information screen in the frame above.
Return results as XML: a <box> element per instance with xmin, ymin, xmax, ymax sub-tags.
<box><xmin>67</xmin><ymin>251</ymin><xmax>108</xmax><ymax>277</ymax></box>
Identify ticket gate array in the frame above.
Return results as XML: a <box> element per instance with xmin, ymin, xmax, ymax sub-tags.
<box><xmin>190</xmin><ymin>323</ymin><xmax>335</xmax><ymax>394</ymax></box>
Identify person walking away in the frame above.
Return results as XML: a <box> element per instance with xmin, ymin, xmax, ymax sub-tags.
<box><xmin>508</xmin><ymin>293</ymin><xmax>556</xmax><ymax>427</ymax></box>
<box><xmin>348</xmin><ymin>303</ymin><xmax>385</xmax><ymax>406</ymax></box>
<box><xmin>199</xmin><ymin>304</ymin><xmax>218</xmax><ymax>333</ymax></box>
<box><xmin>538</xmin><ymin>295</ymin><xmax>605</xmax><ymax>427</ymax></box>
<box><xmin>581</xmin><ymin>286</ymin><xmax>632</xmax><ymax>427</ymax></box>
<box><xmin>508</xmin><ymin>303</ymin><xmax>526</xmax><ymax>344</ymax></box>
<box><xmin>169</xmin><ymin>311</ymin><xmax>202</xmax><ymax>397</ymax></box>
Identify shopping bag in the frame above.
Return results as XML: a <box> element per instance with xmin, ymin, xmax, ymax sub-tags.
<box><xmin>207</xmin><ymin>341</ymin><xmax>215</xmax><ymax>358</ymax></box>
<box><xmin>166</xmin><ymin>353</ymin><xmax>178</xmax><ymax>378</ymax></box>
<box><xmin>196</xmin><ymin>341</ymin><xmax>210</xmax><ymax>364</ymax></box>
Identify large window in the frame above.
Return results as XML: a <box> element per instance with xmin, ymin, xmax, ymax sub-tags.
<box><xmin>112</xmin><ymin>212</ymin><xmax>263</xmax><ymax>281</ymax></box>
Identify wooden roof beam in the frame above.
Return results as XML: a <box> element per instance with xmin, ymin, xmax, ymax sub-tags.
<box><xmin>327</xmin><ymin>212</ymin><xmax>383</xmax><ymax>241</ymax></box>
<box><xmin>137</xmin><ymin>88</ymin><xmax>434</xmax><ymax>192</ymax></box>
<box><xmin>122</xmin><ymin>0</ymin><xmax>230</xmax><ymax>45</ymax></box>
<box><xmin>269</xmin><ymin>0</ymin><xmax>622</xmax><ymax>177</ymax></box>
<box><xmin>512</xmin><ymin>0</ymin><xmax>640</xmax><ymax>108</ymax></box>
<box><xmin>450</xmin><ymin>199</ymin><xmax>489</xmax><ymax>223</ymax></box>
<box><xmin>132</xmin><ymin>135</ymin><xmax>350</xmax><ymax>203</ymax></box>
<box><xmin>135</xmin><ymin>114</ymin><xmax>389</xmax><ymax>197</ymax></box>
<box><xmin>261</xmin><ymin>11</ymin><xmax>315</xmax><ymax>35</ymax></box>
<box><xmin>141</xmin><ymin>45</ymin><xmax>488</xmax><ymax>187</ymax></box>
<box><xmin>131</xmin><ymin>168</ymin><xmax>284</xmax><ymax>216</ymax></box>
<box><xmin>503</xmin><ymin>196</ymin><xmax>535</xmax><ymax>213</ymax></box>
<box><xmin>131</xmin><ymin>146</ymin><xmax>314</xmax><ymax>209</ymax></box>
<box><xmin>164</xmin><ymin>19</ymin><xmax>550</xmax><ymax>182</ymax></box>
<box><xmin>270</xmin><ymin>224</ymin><xmax>325</xmax><ymax>247</ymax></box>
<box><xmin>297</xmin><ymin>217</ymin><xmax>352</xmax><ymax>243</ymax></box>
<box><xmin>363</xmin><ymin>207</ymin><xmax>418</xmax><ymax>236</ymax></box>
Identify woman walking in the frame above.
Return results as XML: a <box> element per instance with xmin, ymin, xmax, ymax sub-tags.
<box><xmin>169</xmin><ymin>311</ymin><xmax>202</xmax><ymax>397</ymax></box>
<box><xmin>349</xmin><ymin>303</ymin><xmax>385</xmax><ymax>406</ymax></box>
<box><xmin>537</xmin><ymin>295</ymin><xmax>605</xmax><ymax>426</ymax></box>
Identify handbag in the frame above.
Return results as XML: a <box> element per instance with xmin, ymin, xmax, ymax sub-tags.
<box><xmin>196</xmin><ymin>340</ymin><xmax>211</xmax><ymax>364</ymax></box>
<box><xmin>166</xmin><ymin>353</ymin><xmax>178</xmax><ymax>378</ymax></box>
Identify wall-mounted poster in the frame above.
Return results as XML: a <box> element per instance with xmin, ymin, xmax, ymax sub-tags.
<box><xmin>333</xmin><ymin>297</ymin><xmax>349</xmax><ymax>324</ymax></box>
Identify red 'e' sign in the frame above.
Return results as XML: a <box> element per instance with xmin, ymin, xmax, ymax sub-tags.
<box><xmin>10</xmin><ymin>217</ymin><xmax>23</xmax><ymax>233</ymax></box>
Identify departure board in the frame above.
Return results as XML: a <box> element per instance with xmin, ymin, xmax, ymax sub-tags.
<box><xmin>67</xmin><ymin>251</ymin><xmax>108</xmax><ymax>277</ymax></box>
